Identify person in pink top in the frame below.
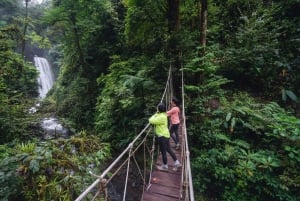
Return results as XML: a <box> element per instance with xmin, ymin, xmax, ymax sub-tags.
<box><xmin>167</xmin><ymin>98</ymin><xmax>181</xmax><ymax>149</ymax></box>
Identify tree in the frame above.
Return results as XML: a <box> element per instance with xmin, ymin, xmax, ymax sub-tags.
<box><xmin>0</xmin><ymin>27</ymin><xmax>38</xmax><ymax>144</ymax></box>
<box><xmin>166</xmin><ymin>0</ymin><xmax>182</xmax><ymax>99</ymax></box>
<box><xmin>21</xmin><ymin>0</ymin><xmax>31</xmax><ymax>57</ymax></box>
<box><xmin>45</xmin><ymin>0</ymin><xmax>123</xmax><ymax>128</ymax></box>
<box><xmin>200</xmin><ymin>0</ymin><xmax>207</xmax><ymax>47</ymax></box>
<box><xmin>167</xmin><ymin>0</ymin><xmax>180</xmax><ymax>32</ymax></box>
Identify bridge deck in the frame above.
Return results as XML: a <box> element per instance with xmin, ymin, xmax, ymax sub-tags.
<box><xmin>142</xmin><ymin>133</ymin><xmax>182</xmax><ymax>201</ymax></box>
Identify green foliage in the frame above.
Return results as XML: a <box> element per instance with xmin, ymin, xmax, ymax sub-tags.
<box><xmin>0</xmin><ymin>28</ymin><xmax>38</xmax><ymax>96</ymax></box>
<box><xmin>0</xmin><ymin>0</ymin><xmax>21</xmax><ymax>27</ymax></box>
<box><xmin>28</xmin><ymin>31</ymin><xmax>51</xmax><ymax>49</ymax></box>
<box><xmin>45</xmin><ymin>0</ymin><xmax>123</xmax><ymax>129</ymax></box>
<box><xmin>124</xmin><ymin>0</ymin><xmax>167</xmax><ymax>51</ymax></box>
<box><xmin>216</xmin><ymin>1</ymin><xmax>300</xmax><ymax>104</ymax></box>
<box><xmin>53</xmin><ymin>76</ymin><xmax>96</xmax><ymax>129</ymax></box>
<box><xmin>212</xmin><ymin>0</ymin><xmax>264</xmax><ymax>43</ymax></box>
<box><xmin>282</xmin><ymin>89</ymin><xmax>298</xmax><ymax>103</ymax></box>
<box><xmin>272</xmin><ymin>0</ymin><xmax>300</xmax><ymax>104</ymax></box>
<box><xmin>220</xmin><ymin>11</ymin><xmax>280</xmax><ymax>92</ymax></box>
<box><xmin>184</xmin><ymin>37</ymin><xmax>299</xmax><ymax>199</ymax></box>
<box><xmin>0</xmin><ymin>144</ymin><xmax>22</xmax><ymax>201</ymax></box>
<box><xmin>0</xmin><ymin>27</ymin><xmax>39</xmax><ymax>144</ymax></box>
<box><xmin>95</xmin><ymin>55</ymin><xmax>160</xmax><ymax>148</ymax></box>
<box><xmin>0</xmin><ymin>134</ymin><xmax>111</xmax><ymax>201</ymax></box>
<box><xmin>190</xmin><ymin>91</ymin><xmax>300</xmax><ymax>201</ymax></box>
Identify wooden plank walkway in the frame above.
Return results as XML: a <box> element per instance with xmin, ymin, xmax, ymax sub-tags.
<box><xmin>142</xmin><ymin>133</ymin><xmax>182</xmax><ymax>201</ymax></box>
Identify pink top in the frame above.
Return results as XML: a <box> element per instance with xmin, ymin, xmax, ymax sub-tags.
<box><xmin>167</xmin><ymin>106</ymin><xmax>180</xmax><ymax>124</ymax></box>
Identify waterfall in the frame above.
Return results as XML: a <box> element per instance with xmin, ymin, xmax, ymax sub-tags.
<box><xmin>34</xmin><ymin>56</ymin><xmax>55</xmax><ymax>98</ymax></box>
<box><xmin>32</xmin><ymin>56</ymin><xmax>71</xmax><ymax>139</ymax></box>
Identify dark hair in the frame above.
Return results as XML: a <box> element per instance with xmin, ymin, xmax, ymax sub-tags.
<box><xmin>172</xmin><ymin>97</ymin><xmax>179</xmax><ymax>106</ymax></box>
<box><xmin>157</xmin><ymin>102</ymin><xmax>166</xmax><ymax>112</ymax></box>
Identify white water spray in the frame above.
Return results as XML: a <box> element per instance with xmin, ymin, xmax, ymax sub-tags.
<box><xmin>34</xmin><ymin>56</ymin><xmax>55</xmax><ymax>98</ymax></box>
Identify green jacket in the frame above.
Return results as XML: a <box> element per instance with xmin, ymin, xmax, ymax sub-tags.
<box><xmin>149</xmin><ymin>112</ymin><xmax>170</xmax><ymax>138</ymax></box>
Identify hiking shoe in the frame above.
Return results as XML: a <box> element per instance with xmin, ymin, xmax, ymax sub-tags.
<box><xmin>173</xmin><ymin>162</ymin><xmax>182</xmax><ymax>171</ymax></box>
<box><xmin>156</xmin><ymin>165</ymin><xmax>168</xmax><ymax>171</ymax></box>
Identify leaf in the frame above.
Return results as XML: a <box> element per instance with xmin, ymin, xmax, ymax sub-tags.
<box><xmin>231</xmin><ymin>117</ymin><xmax>236</xmax><ymax>128</ymax></box>
<box><xmin>282</xmin><ymin>89</ymin><xmax>287</xmax><ymax>102</ymax></box>
<box><xmin>215</xmin><ymin>134</ymin><xmax>231</xmax><ymax>143</ymax></box>
<box><xmin>224</xmin><ymin>121</ymin><xmax>229</xmax><ymax>128</ymax></box>
<box><xmin>233</xmin><ymin>139</ymin><xmax>250</xmax><ymax>149</ymax></box>
<box><xmin>226</xmin><ymin>112</ymin><xmax>232</xmax><ymax>121</ymax></box>
<box><xmin>234</xmin><ymin>108</ymin><xmax>246</xmax><ymax>115</ymax></box>
<box><xmin>286</xmin><ymin>90</ymin><xmax>298</xmax><ymax>101</ymax></box>
<box><xmin>29</xmin><ymin>159</ymin><xmax>40</xmax><ymax>173</ymax></box>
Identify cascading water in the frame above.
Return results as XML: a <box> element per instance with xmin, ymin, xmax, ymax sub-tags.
<box><xmin>34</xmin><ymin>56</ymin><xmax>55</xmax><ymax>98</ymax></box>
<box><xmin>32</xmin><ymin>56</ymin><xmax>70</xmax><ymax>139</ymax></box>
<box><xmin>41</xmin><ymin>117</ymin><xmax>70</xmax><ymax>139</ymax></box>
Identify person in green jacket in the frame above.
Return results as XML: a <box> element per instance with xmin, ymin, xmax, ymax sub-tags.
<box><xmin>149</xmin><ymin>102</ymin><xmax>181</xmax><ymax>171</ymax></box>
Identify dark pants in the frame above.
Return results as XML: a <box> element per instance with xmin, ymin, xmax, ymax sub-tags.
<box><xmin>170</xmin><ymin>124</ymin><xmax>180</xmax><ymax>144</ymax></box>
<box><xmin>158</xmin><ymin>136</ymin><xmax>177</xmax><ymax>165</ymax></box>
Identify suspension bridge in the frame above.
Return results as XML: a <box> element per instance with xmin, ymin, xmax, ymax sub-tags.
<box><xmin>75</xmin><ymin>66</ymin><xmax>194</xmax><ymax>201</ymax></box>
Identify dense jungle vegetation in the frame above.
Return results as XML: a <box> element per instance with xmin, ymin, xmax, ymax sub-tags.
<box><xmin>0</xmin><ymin>0</ymin><xmax>300</xmax><ymax>200</ymax></box>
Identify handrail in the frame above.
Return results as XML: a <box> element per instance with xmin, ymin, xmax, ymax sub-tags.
<box><xmin>181</xmin><ymin>65</ymin><xmax>194</xmax><ymax>201</ymax></box>
<box><xmin>75</xmin><ymin>124</ymin><xmax>150</xmax><ymax>201</ymax></box>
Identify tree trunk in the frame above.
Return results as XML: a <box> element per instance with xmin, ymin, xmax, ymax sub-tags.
<box><xmin>200</xmin><ymin>0</ymin><xmax>207</xmax><ymax>48</ymax></box>
<box><xmin>22</xmin><ymin>0</ymin><xmax>30</xmax><ymax>60</ymax></box>
<box><xmin>69</xmin><ymin>12</ymin><xmax>85</xmax><ymax>70</ymax></box>
<box><xmin>195</xmin><ymin>0</ymin><xmax>208</xmax><ymax>84</ymax></box>
<box><xmin>167</xmin><ymin>0</ymin><xmax>181</xmax><ymax>100</ymax></box>
<box><xmin>167</xmin><ymin>0</ymin><xmax>180</xmax><ymax>32</ymax></box>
